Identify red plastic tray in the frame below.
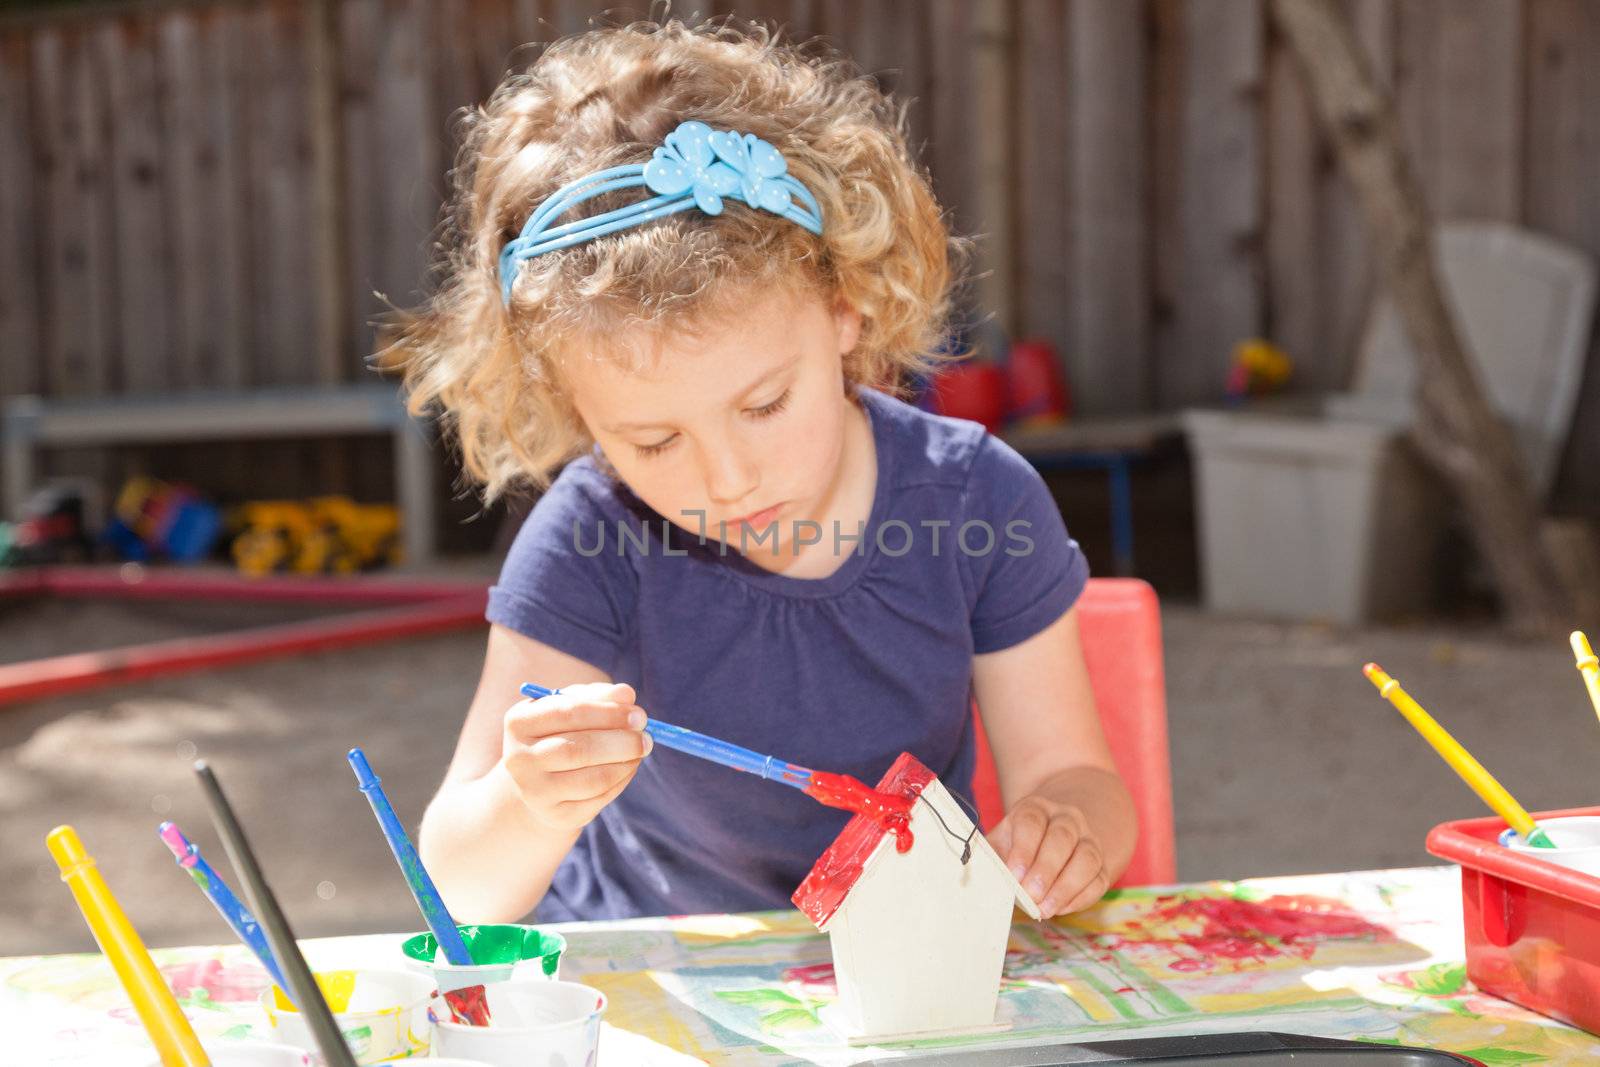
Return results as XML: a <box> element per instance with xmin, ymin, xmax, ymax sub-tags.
<box><xmin>1427</xmin><ymin>806</ymin><xmax>1600</xmax><ymax>1034</ymax></box>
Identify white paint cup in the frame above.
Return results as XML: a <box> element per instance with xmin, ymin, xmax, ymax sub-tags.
<box><xmin>432</xmin><ymin>980</ymin><xmax>606</xmax><ymax>1067</ymax></box>
<box><xmin>259</xmin><ymin>968</ymin><xmax>434</xmax><ymax>1064</ymax></box>
<box><xmin>1499</xmin><ymin>816</ymin><xmax>1600</xmax><ymax>878</ymax></box>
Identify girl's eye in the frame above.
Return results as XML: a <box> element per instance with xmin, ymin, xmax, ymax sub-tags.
<box><xmin>634</xmin><ymin>434</ymin><xmax>678</xmax><ymax>459</ymax></box>
<box><xmin>748</xmin><ymin>389</ymin><xmax>792</xmax><ymax>420</ymax></box>
<box><xmin>632</xmin><ymin>390</ymin><xmax>787</xmax><ymax>459</ymax></box>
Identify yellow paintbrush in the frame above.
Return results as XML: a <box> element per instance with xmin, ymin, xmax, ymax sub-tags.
<box><xmin>47</xmin><ymin>826</ymin><xmax>211</xmax><ymax>1066</ymax></box>
<box><xmin>1572</xmin><ymin>632</ymin><xmax>1600</xmax><ymax>725</ymax></box>
<box><xmin>1363</xmin><ymin>663</ymin><xmax>1555</xmax><ymax>849</ymax></box>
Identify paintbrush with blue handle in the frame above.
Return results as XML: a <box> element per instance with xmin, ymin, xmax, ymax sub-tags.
<box><xmin>518</xmin><ymin>682</ymin><xmax>911</xmax><ymax>826</ymax></box>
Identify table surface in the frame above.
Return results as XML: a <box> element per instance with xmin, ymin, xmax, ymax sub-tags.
<box><xmin>1002</xmin><ymin>413</ymin><xmax>1185</xmax><ymax>456</ymax></box>
<box><xmin>5</xmin><ymin>866</ymin><xmax>1597</xmax><ymax>1066</ymax></box>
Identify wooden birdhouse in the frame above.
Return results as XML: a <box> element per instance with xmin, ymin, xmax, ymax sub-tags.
<box><xmin>792</xmin><ymin>752</ymin><xmax>1041</xmax><ymax>1043</ymax></box>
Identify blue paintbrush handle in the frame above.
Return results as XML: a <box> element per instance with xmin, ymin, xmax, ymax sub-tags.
<box><xmin>519</xmin><ymin>682</ymin><xmax>814</xmax><ymax>789</ymax></box>
<box><xmin>645</xmin><ymin>720</ymin><xmax>814</xmax><ymax>787</ymax></box>
<box><xmin>346</xmin><ymin>748</ymin><xmax>472</xmax><ymax>966</ymax></box>
<box><xmin>158</xmin><ymin>821</ymin><xmax>291</xmax><ymax>996</ymax></box>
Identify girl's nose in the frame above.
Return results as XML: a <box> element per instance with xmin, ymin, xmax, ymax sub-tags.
<box><xmin>701</xmin><ymin>443</ymin><xmax>760</xmax><ymax>505</ymax></box>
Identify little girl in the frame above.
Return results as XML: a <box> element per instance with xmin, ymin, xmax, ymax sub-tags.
<box><xmin>396</xmin><ymin>19</ymin><xmax>1136</xmax><ymax>924</ymax></box>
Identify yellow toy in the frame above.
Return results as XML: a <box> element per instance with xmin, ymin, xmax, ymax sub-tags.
<box><xmin>299</xmin><ymin>497</ymin><xmax>402</xmax><ymax>575</ymax></box>
<box><xmin>230</xmin><ymin>497</ymin><xmax>401</xmax><ymax>576</ymax></box>
<box><xmin>229</xmin><ymin>501</ymin><xmax>316</xmax><ymax>577</ymax></box>
<box><xmin>1226</xmin><ymin>339</ymin><xmax>1294</xmax><ymax>398</ymax></box>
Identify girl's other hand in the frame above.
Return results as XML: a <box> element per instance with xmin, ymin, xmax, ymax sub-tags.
<box><xmin>987</xmin><ymin>793</ymin><xmax>1109</xmax><ymax>919</ymax></box>
<box><xmin>500</xmin><ymin>682</ymin><xmax>652</xmax><ymax>832</ymax></box>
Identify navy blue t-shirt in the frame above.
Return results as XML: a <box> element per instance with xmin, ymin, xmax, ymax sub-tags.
<box><xmin>485</xmin><ymin>387</ymin><xmax>1089</xmax><ymax>921</ymax></box>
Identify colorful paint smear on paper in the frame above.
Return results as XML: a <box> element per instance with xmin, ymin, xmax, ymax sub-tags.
<box><xmin>15</xmin><ymin>870</ymin><xmax>1600</xmax><ymax>1065</ymax></box>
<box><xmin>163</xmin><ymin>959</ymin><xmax>269</xmax><ymax>1006</ymax></box>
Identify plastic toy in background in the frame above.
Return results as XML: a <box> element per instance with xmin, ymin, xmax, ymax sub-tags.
<box><xmin>1004</xmin><ymin>337</ymin><xmax>1071</xmax><ymax>427</ymax></box>
<box><xmin>229</xmin><ymin>502</ymin><xmax>315</xmax><ymax>576</ymax></box>
<box><xmin>1224</xmin><ymin>338</ymin><xmax>1294</xmax><ymax>401</ymax></box>
<box><xmin>300</xmin><ymin>497</ymin><xmax>401</xmax><ymax>575</ymax></box>
<box><xmin>916</xmin><ymin>321</ymin><xmax>1005</xmax><ymax>432</ymax></box>
<box><xmin>0</xmin><ymin>483</ymin><xmax>96</xmax><ymax>566</ymax></box>
<box><xmin>927</xmin><ymin>360</ymin><xmax>1007</xmax><ymax>433</ymax></box>
<box><xmin>920</xmin><ymin>318</ymin><xmax>1072</xmax><ymax>434</ymax></box>
<box><xmin>230</xmin><ymin>497</ymin><xmax>401</xmax><ymax>577</ymax></box>
<box><xmin>104</xmin><ymin>477</ymin><xmax>223</xmax><ymax>564</ymax></box>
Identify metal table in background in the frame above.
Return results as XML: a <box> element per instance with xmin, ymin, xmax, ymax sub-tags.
<box><xmin>1</xmin><ymin>384</ymin><xmax>437</xmax><ymax>565</ymax></box>
<box><xmin>1004</xmin><ymin>414</ymin><xmax>1184</xmax><ymax>577</ymax></box>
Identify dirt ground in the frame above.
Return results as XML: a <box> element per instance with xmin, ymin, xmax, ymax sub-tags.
<box><xmin>4</xmin><ymin>582</ymin><xmax>1597</xmax><ymax>958</ymax></box>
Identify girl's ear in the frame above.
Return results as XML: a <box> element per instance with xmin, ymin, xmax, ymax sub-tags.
<box><xmin>833</xmin><ymin>300</ymin><xmax>863</xmax><ymax>357</ymax></box>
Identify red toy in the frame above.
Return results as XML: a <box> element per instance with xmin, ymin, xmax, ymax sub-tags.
<box><xmin>1005</xmin><ymin>338</ymin><xmax>1071</xmax><ymax>426</ymax></box>
<box><xmin>926</xmin><ymin>339</ymin><xmax>1071</xmax><ymax>433</ymax></box>
<box><xmin>928</xmin><ymin>360</ymin><xmax>1007</xmax><ymax>433</ymax></box>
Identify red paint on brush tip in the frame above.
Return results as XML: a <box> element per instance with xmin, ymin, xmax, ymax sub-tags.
<box><xmin>443</xmin><ymin>983</ymin><xmax>492</xmax><ymax>1026</ymax></box>
<box><xmin>804</xmin><ymin>771</ymin><xmax>915</xmax><ymax>852</ymax></box>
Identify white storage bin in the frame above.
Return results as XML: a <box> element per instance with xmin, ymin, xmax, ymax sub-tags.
<box><xmin>1184</xmin><ymin>222</ymin><xmax>1594</xmax><ymax>623</ymax></box>
<box><xmin>1186</xmin><ymin>406</ymin><xmax>1444</xmax><ymax>623</ymax></box>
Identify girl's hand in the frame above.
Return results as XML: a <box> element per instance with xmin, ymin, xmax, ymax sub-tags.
<box><xmin>987</xmin><ymin>793</ymin><xmax>1110</xmax><ymax>919</ymax></box>
<box><xmin>500</xmin><ymin>682</ymin><xmax>652</xmax><ymax>832</ymax></box>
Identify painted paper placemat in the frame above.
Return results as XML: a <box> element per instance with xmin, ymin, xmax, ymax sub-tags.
<box><xmin>4</xmin><ymin>867</ymin><xmax>1599</xmax><ymax>1064</ymax></box>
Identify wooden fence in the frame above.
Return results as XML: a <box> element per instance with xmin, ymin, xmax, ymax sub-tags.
<box><xmin>2</xmin><ymin>0</ymin><xmax>1598</xmax><ymax>516</ymax></box>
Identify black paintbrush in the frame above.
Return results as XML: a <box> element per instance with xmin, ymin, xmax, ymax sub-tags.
<box><xmin>193</xmin><ymin>760</ymin><xmax>357</xmax><ymax>1067</ymax></box>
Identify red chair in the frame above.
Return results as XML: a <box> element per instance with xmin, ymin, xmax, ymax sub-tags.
<box><xmin>971</xmin><ymin>577</ymin><xmax>1176</xmax><ymax>886</ymax></box>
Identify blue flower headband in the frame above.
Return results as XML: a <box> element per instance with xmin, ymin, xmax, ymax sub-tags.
<box><xmin>499</xmin><ymin>120</ymin><xmax>824</xmax><ymax>305</ymax></box>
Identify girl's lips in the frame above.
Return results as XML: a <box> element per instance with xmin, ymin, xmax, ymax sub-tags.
<box><xmin>728</xmin><ymin>503</ymin><xmax>783</xmax><ymax>528</ymax></box>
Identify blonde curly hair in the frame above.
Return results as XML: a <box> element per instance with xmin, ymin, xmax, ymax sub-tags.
<box><xmin>386</xmin><ymin>18</ymin><xmax>959</xmax><ymax>498</ymax></box>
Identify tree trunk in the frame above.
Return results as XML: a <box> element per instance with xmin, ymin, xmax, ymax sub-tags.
<box><xmin>1269</xmin><ymin>0</ymin><xmax>1578</xmax><ymax>633</ymax></box>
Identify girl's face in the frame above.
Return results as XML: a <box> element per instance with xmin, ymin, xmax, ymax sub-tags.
<box><xmin>562</xmin><ymin>287</ymin><xmax>865</xmax><ymax>559</ymax></box>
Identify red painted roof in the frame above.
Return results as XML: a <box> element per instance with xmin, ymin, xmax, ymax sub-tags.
<box><xmin>791</xmin><ymin>751</ymin><xmax>936</xmax><ymax>929</ymax></box>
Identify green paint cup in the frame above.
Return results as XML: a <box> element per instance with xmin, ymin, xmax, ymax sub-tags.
<box><xmin>399</xmin><ymin>924</ymin><xmax>566</xmax><ymax>995</ymax></box>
